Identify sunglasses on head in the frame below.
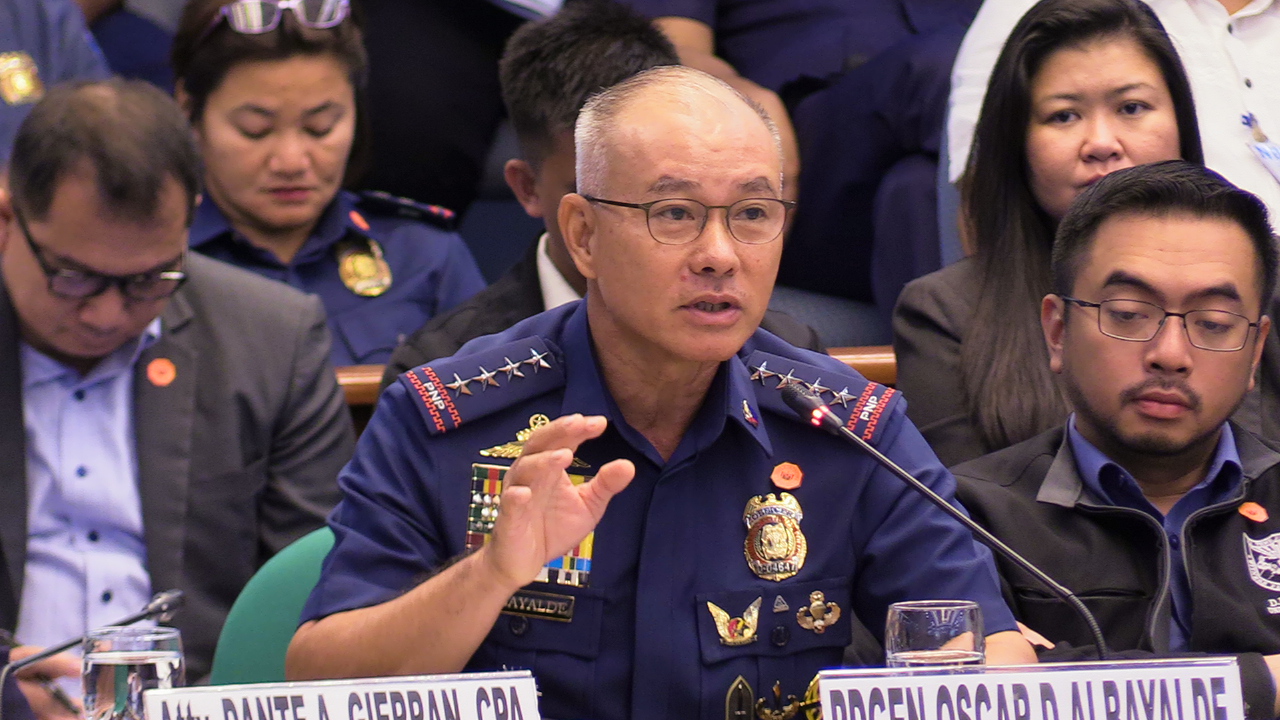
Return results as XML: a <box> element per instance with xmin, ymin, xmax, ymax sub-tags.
<box><xmin>200</xmin><ymin>0</ymin><xmax>349</xmax><ymax>41</ymax></box>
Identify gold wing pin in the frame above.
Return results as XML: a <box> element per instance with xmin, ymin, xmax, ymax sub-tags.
<box><xmin>707</xmin><ymin>597</ymin><xmax>762</xmax><ymax>646</ymax></box>
<box><xmin>480</xmin><ymin>414</ymin><xmax>590</xmax><ymax>467</ymax></box>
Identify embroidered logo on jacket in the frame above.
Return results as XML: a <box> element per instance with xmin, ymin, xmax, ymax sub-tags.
<box><xmin>1244</xmin><ymin>532</ymin><xmax>1280</xmax><ymax>592</ymax></box>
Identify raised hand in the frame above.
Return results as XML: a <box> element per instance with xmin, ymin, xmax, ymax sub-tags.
<box><xmin>481</xmin><ymin>414</ymin><xmax>635</xmax><ymax>590</ymax></box>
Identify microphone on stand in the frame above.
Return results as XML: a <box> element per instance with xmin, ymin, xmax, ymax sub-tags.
<box><xmin>0</xmin><ymin>589</ymin><xmax>185</xmax><ymax>720</ymax></box>
<box><xmin>778</xmin><ymin>384</ymin><xmax>1109</xmax><ymax>661</ymax></box>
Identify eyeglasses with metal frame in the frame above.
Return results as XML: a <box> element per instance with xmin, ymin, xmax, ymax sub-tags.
<box><xmin>13</xmin><ymin>207</ymin><xmax>187</xmax><ymax>302</ymax></box>
<box><xmin>583</xmin><ymin>195</ymin><xmax>795</xmax><ymax>246</ymax></box>
<box><xmin>1059</xmin><ymin>295</ymin><xmax>1260</xmax><ymax>352</ymax></box>
<box><xmin>200</xmin><ymin>0</ymin><xmax>349</xmax><ymax>41</ymax></box>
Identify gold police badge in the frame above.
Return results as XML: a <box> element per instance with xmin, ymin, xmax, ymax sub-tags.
<box><xmin>0</xmin><ymin>52</ymin><xmax>44</xmax><ymax>106</ymax></box>
<box><xmin>743</xmin><ymin>492</ymin><xmax>807</xmax><ymax>581</ymax></box>
<box><xmin>335</xmin><ymin>237</ymin><xmax>392</xmax><ymax>297</ymax></box>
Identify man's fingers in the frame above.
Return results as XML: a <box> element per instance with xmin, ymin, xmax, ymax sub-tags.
<box><xmin>11</xmin><ymin>647</ymin><xmax>79</xmax><ymax>680</ymax></box>
<box><xmin>579</xmin><ymin>459</ymin><xmax>635</xmax><ymax>516</ymax></box>
<box><xmin>520</xmin><ymin>414</ymin><xmax>608</xmax><ymax>457</ymax></box>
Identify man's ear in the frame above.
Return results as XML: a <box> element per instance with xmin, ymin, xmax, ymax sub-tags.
<box><xmin>503</xmin><ymin>159</ymin><xmax>543</xmax><ymax>220</ymax></box>
<box><xmin>1249</xmin><ymin>315</ymin><xmax>1272</xmax><ymax>391</ymax></box>
<box><xmin>558</xmin><ymin>193</ymin><xmax>597</xmax><ymax>281</ymax></box>
<box><xmin>1042</xmin><ymin>293</ymin><xmax>1067</xmax><ymax>374</ymax></box>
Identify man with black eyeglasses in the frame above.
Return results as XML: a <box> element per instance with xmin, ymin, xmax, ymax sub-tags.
<box><xmin>0</xmin><ymin>78</ymin><xmax>353</xmax><ymax>693</ymax></box>
<box><xmin>288</xmin><ymin>65</ymin><xmax>1035</xmax><ymax>719</ymax></box>
<box><xmin>953</xmin><ymin>160</ymin><xmax>1280</xmax><ymax>720</ymax></box>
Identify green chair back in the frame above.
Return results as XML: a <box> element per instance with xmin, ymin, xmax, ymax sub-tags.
<box><xmin>209</xmin><ymin>527</ymin><xmax>335</xmax><ymax>685</ymax></box>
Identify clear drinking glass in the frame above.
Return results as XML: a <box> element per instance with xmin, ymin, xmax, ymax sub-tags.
<box><xmin>82</xmin><ymin>627</ymin><xmax>185</xmax><ymax>720</ymax></box>
<box><xmin>885</xmin><ymin>600</ymin><xmax>985</xmax><ymax>668</ymax></box>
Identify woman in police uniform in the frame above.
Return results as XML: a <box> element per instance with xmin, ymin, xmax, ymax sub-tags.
<box><xmin>171</xmin><ymin>0</ymin><xmax>487</xmax><ymax>366</ymax></box>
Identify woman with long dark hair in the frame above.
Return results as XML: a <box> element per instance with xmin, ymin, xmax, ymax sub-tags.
<box><xmin>893</xmin><ymin>0</ymin><xmax>1203</xmax><ymax>466</ymax></box>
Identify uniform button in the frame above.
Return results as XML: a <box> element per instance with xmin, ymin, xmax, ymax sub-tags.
<box><xmin>101</xmin><ymin>591</ymin><xmax>113</xmax><ymax>603</ymax></box>
<box><xmin>76</xmin><ymin>466</ymin><xmax>88</xmax><ymax>477</ymax></box>
<box><xmin>509</xmin><ymin>616</ymin><xmax>529</xmax><ymax>636</ymax></box>
<box><xmin>1245</xmin><ymin>78</ymin><xmax>1253</xmax><ymax>88</ymax></box>
<box><xmin>88</xmin><ymin>531</ymin><xmax>100</xmax><ymax>542</ymax></box>
<box><xmin>73</xmin><ymin>390</ymin><xmax>86</xmax><ymax>402</ymax></box>
<box><xmin>1169</xmin><ymin>535</ymin><xmax>1180</xmax><ymax>549</ymax></box>
<box><xmin>772</xmin><ymin>625</ymin><xmax>790</xmax><ymax>647</ymax></box>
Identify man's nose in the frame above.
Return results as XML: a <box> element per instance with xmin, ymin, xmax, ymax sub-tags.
<box><xmin>689</xmin><ymin>208</ymin><xmax>741</xmax><ymax>276</ymax></box>
<box><xmin>76</xmin><ymin>284</ymin><xmax>131</xmax><ymax>332</ymax></box>
<box><xmin>1144</xmin><ymin>315</ymin><xmax>1194</xmax><ymax>375</ymax></box>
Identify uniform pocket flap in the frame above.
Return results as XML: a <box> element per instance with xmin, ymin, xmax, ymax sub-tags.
<box><xmin>697</xmin><ymin>577</ymin><xmax>853</xmax><ymax>664</ymax></box>
<box><xmin>486</xmin><ymin>584</ymin><xmax>605</xmax><ymax>660</ymax></box>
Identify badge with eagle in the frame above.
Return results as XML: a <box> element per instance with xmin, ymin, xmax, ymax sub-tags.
<box><xmin>1244</xmin><ymin>532</ymin><xmax>1280</xmax><ymax>592</ymax></box>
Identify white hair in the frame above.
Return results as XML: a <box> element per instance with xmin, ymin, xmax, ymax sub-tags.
<box><xmin>573</xmin><ymin>65</ymin><xmax>784</xmax><ymax>197</ymax></box>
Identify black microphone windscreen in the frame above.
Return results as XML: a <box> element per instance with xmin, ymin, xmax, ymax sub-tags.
<box><xmin>780</xmin><ymin>383</ymin><xmax>823</xmax><ymax>416</ymax></box>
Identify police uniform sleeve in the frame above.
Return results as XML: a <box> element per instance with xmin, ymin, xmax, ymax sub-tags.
<box><xmin>42</xmin><ymin>0</ymin><xmax>110</xmax><ymax>82</ymax></box>
<box><xmin>844</xmin><ymin>398</ymin><xmax>1019</xmax><ymax>640</ymax></box>
<box><xmin>301</xmin><ymin>380</ymin><xmax>452</xmax><ymax>622</ymax></box>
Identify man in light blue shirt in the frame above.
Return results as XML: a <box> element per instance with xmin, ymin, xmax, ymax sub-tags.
<box><xmin>0</xmin><ymin>77</ymin><xmax>354</xmax><ymax>706</ymax></box>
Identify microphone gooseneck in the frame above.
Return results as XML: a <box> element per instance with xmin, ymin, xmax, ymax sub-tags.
<box><xmin>780</xmin><ymin>384</ymin><xmax>1108</xmax><ymax>661</ymax></box>
<box><xmin>0</xmin><ymin>589</ymin><xmax>186</xmax><ymax>720</ymax></box>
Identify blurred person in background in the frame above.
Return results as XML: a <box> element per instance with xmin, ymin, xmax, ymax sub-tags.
<box><xmin>893</xmin><ymin>0</ymin><xmax>1203</xmax><ymax>466</ymax></box>
<box><xmin>172</xmin><ymin>0</ymin><xmax>486</xmax><ymax>366</ymax></box>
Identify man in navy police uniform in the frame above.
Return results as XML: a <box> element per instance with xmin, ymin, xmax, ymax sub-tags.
<box><xmin>1</xmin><ymin>0</ymin><xmax>109</xmax><ymax>162</ymax></box>
<box><xmin>288</xmin><ymin>66</ymin><xmax>1035</xmax><ymax>719</ymax></box>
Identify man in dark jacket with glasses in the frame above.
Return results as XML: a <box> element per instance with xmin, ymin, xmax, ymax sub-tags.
<box><xmin>954</xmin><ymin>161</ymin><xmax>1280</xmax><ymax>720</ymax></box>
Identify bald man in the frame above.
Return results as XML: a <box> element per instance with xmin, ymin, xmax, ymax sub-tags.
<box><xmin>287</xmin><ymin>66</ymin><xmax>1034</xmax><ymax>719</ymax></box>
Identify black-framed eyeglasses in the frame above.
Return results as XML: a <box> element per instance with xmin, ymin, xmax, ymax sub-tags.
<box><xmin>13</xmin><ymin>208</ymin><xmax>187</xmax><ymax>302</ymax></box>
<box><xmin>198</xmin><ymin>0</ymin><xmax>349</xmax><ymax>43</ymax></box>
<box><xmin>1060</xmin><ymin>295</ymin><xmax>1260</xmax><ymax>352</ymax></box>
<box><xmin>584</xmin><ymin>195</ymin><xmax>795</xmax><ymax>246</ymax></box>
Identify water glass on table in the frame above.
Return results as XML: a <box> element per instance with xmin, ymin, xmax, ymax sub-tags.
<box><xmin>83</xmin><ymin>627</ymin><xmax>185</xmax><ymax>720</ymax></box>
<box><xmin>885</xmin><ymin>600</ymin><xmax>984</xmax><ymax>668</ymax></box>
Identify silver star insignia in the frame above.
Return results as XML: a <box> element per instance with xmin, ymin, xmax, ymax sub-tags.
<box><xmin>831</xmin><ymin>387</ymin><xmax>856</xmax><ymax>408</ymax></box>
<box><xmin>775</xmin><ymin>369</ymin><xmax>800</xmax><ymax>390</ymax></box>
<box><xmin>523</xmin><ymin>348</ymin><xmax>552</xmax><ymax>372</ymax></box>
<box><xmin>749</xmin><ymin>362</ymin><xmax>776</xmax><ymax>385</ymax></box>
<box><xmin>807</xmin><ymin>377</ymin><xmax>831</xmax><ymax>398</ymax></box>
<box><xmin>472</xmin><ymin>366</ymin><xmax>501</xmax><ymax>390</ymax></box>
<box><xmin>498</xmin><ymin>357</ymin><xmax>525</xmax><ymax>379</ymax></box>
<box><xmin>444</xmin><ymin>373</ymin><xmax>473</xmax><ymax>397</ymax></box>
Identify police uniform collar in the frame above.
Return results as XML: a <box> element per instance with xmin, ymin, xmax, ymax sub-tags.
<box><xmin>557</xmin><ymin>303</ymin><xmax>773</xmax><ymax>465</ymax></box>
<box><xmin>187</xmin><ymin>191</ymin><xmax>358</xmax><ymax>264</ymax></box>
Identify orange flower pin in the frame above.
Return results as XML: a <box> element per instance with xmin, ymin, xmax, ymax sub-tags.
<box><xmin>1240</xmin><ymin>502</ymin><xmax>1269</xmax><ymax>523</ymax></box>
<box><xmin>147</xmin><ymin>358</ymin><xmax>176</xmax><ymax>387</ymax></box>
<box><xmin>771</xmin><ymin>462</ymin><xmax>803</xmax><ymax>490</ymax></box>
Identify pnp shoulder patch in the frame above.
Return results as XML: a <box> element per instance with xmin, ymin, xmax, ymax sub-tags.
<box><xmin>746</xmin><ymin>349</ymin><xmax>903</xmax><ymax>446</ymax></box>
<box><xmin>399</xmin><ymin>338</ymin><xmax>564</xmax><ymax>435</ymax></box>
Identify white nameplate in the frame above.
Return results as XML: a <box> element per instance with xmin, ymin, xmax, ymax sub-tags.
<box><xmin>820</xmin><ymin>658</ymin><xmax>1242</xmax><ymax>720</ymax></box>
<box><xmin>143</xmin><ymin>671</ymin><xmax>540</xmax><ymax>720</ymax></box>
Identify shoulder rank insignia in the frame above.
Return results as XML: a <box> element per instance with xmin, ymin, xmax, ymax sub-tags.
<box><xmin>356</xmin><ymin>190</ymin><xmax>456</xmax><ymax>230</ymax></box>
<box><xmin>399</xmin><ymin>338</ymin><xmax>564</xmax><ymax>435</ymax></box>
<box><xmin>480</xmin><ymin>414</ymin><xmax>589</xmax><ymax>467</ymax></box>
<box><xmin>707</xmin><ymin>597</ymin><xmax>761</xmax><ymax>646</ymax></box>
<box><xmin>744</xmin><ymin>493</ymin><xmax>807</xmax><ymax>581</ymax></box>
<box><xmin>746</xmin><ymin>350</ymin><xmax>902</xmax><ymax>446</ymax></box>
<box><xmin>335</xmin><ymin>237</ymin><xmax>392</xmax><ymax>297</ymax></box>
<box><xmin>0</xmin><ymin>52</ymin><xmax>44</xmax><ymax>106</ymax></box>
